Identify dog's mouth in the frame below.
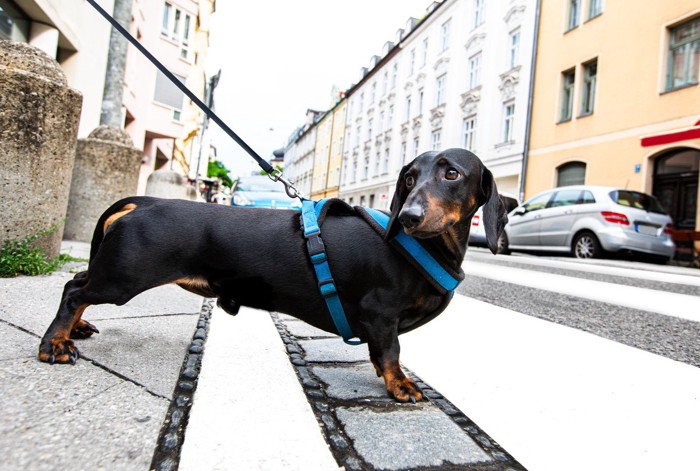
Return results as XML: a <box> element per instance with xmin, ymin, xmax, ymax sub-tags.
<box><xmin>403</xmin><ymin>216</ymin><xmax>457</xmax><ymax>238</ymax></box>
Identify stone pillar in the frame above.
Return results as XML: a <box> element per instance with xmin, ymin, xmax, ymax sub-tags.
<box><xmin>64</xmin><ymin>126</ymin><xmax>143</xmax><ymax>242</ymax></box>
<box><xmin>0</xmin><ymin>40</ymin><xmax>82</xmax><ymax>257</ymax></box>
<box><xmin>145</xmin><ymin>170</ymin><xmax>197</xmax><ymax>200</ymax></box>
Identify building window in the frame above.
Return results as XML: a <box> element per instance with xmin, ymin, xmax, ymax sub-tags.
<box><xmin>431</xmin><ymin>130</ymin><xmax>442</xmax><ymax>150</ymax></box>
<box><xmin>508</xmin><ymin>28</ymin><xmax>520</xmax><ymax>69</ymax></box>
<box><xmin>351</xmin><ymin>159</ymin><xmax>357</xmax><ymax>183</ymax></box>
<box><xmin>435</xmin><ymin>74</ymin><xmax>447</xmax><ymax>106</ymax></box>
<box><xmin>413</xmin><ymin>137</ymin><xmax>420</xmax><ymax>157</ymax></box>
<box><xmin>441</xmin><ymin>19</ymin><xmax>451</xmax><ymax>52</ymax></box>
<box><xmin>378</xmin><ymin>111</ymin><xmax>384</xmax><ymax>134</ymax></box>
<box><xmin>367</xmin><ymin>119</ymin><xmax>373</xmax><ymax>141</ymax></box>
<box><xmin>358</xmin><ymin>93</ymin><xmax>364</xmax><ymax>112</ymax></box>
<box><xmin>557</xmin><ymin>162</ymin><xmax>586</xmax><ymax>186</ymax></box>
<box><xmin>401</xmin><ymin>142</ymin><xmax>407</xmax><ymax>163</ymax></box>
<box><xmin>162</xmin><ymin>3</ymin><xmax>194</xmax><ymax>60</ymax></box>
<box><xmin>154</xmin><ymin>70</ymin><xmax>186</xmax><ymax>117</ymax></box>
<box><xmin>588</xmin><ymin>0</ymin><xmax>603</xmax><ymax>19</ymax></box>
<box><xmin>355</xmin><ymin>126</ymin><xmax>360</xmax><ymax>147</ymax></box>
<box><xmin>405</xmin><ymin>96</ymin><xmax>412</xmax><ymax>121</ymax></box>
<box><xmin>375</xmin><ymin>151</ymin><xmax>380</xmax><ymax>175</ymax></box>
<box><xmin>388</xmin><ymin>105</ymin><xmax>394</xmax><ymax>128</ymax></box>
<box><xmin>418</xmin><ymin>89</ymin><xmax>424</xmax><ymax>115</ymax></box>
<box><xmin>382</xmin><ymin>149</ymin><xmax>390</xmax><ymax>173</ymax></box>
<box><xmin>667</xmin><ymin>17</ymin><xmax>700</xmax><ymax>91</ymax></box>
<box><xmin>580</xmin><ymin>59</ymin><xmax>597</xmax><ymax>116</ymax></box>
<box><xmin>370</xmin><ymin>82</ymin><xmax>376</xmax><ymax>103</ymax></box>
<box><xmin>363</xmin><ymin>156</ymin><xmax>369</xmax><ymax>179</ymax></box>
<box><xmin>382</xmin><ymin>72</ymin><xmax>388</xmax><ymax>96</ymax></box>
<box><xmin>409</xmin><ymin>48</ymin><xmax>416</xmax><ymax>75</ymax></box>
<box><xmin>473</xmin><ymin>0</ymin><xmax>484</xmax><ymax>29</ymax></box>
<box><xmin>0</xmin><ymin>0</ymin><xmax>30</xmax><ymax>42</ymax></box>
<box><xmin>422</xmin><ymin>38</ymin><xmax>429</xmax><ymax>67</ymax></box>
<box><xmin>468</xmin><ymin>53</ymin><xmax>481</xmax><ymax>89</ymax></box>
<box><xmin>567</xmin><ymin>0</ymin><xmax>580</xmax><ymax>30</ymax></box>
<box><xmin>501</xmin><ymin>102</ymin><xmax>515</xmax><ymax>143</ymax></box>
<box><xmin>560</xmin><ymin>68</ymin><xmax>575</xmax><ymax>122</ymax></box>
<box><xmin>392</xmin><ymin>63</ymin><xmax>398</xmax><ymax>89</ymax></box>
<box><xmin>463</xmin><ymin>117</ymin><xmax>476</xmax><ymax>151</ymax></box>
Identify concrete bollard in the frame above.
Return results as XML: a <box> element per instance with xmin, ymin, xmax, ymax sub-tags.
<box><xmin>64</xmin><ymin>125</ymin><xmax>143</xmax><ymax>242</ymax></box>
<box><xmin>145</xmin><ymin>169</ymin><xmax>196</xmax><ymax>200</ymax></box>
<box><xmin>0</xmin><ymin>40</ymin><xmax>83</xmax><ymax>257</ymax></box>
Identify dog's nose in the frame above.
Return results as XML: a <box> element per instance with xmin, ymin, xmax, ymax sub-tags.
<box><xmin>399</xmin><ymin>206</ymin><xmax>424</xmax><ymax>229</ymax></box>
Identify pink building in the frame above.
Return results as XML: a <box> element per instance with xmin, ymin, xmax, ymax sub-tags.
<box><xmin>124</xmin><ymin>0</ymin><xmax>211</xmax><ymax>194</ymax></box>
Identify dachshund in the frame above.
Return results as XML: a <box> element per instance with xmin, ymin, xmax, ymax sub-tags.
<box><xmin>39</xmin><ymin>148</ymin><xmax>507</xmax><ymax>402</ymax></box>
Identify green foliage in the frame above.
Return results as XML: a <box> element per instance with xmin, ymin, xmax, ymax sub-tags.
<box><xmin>207</xmin><ymin>159</ymin><xmax>234</xmax><ymax>188</ymax></box>
<box><xmin>0</xmin><ymin>223</ymin><xmax>86</xmax><ymax>278</ymax></box>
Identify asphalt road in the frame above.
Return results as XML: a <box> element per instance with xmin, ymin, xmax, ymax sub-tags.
<box><xmin>460</xmin><ymin>248</ymin><xmax>700</xmax><ymax>368</ymax></box>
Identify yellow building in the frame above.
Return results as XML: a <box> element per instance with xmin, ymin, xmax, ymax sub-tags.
<box><xmin>525</xmin><ymin>0</ymin><xmax>700</xmax><ymax>230</ymax></box>
<box><xmin>310</xmin><ymin>98</ymin><xmax>348</xmax><ymax>199</ymax></box>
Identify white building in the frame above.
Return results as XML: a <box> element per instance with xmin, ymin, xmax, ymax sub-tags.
<box><xmin>340</xmin><ymin>0</ymin><xmax>537</xmax><ymax>208</ymax></box>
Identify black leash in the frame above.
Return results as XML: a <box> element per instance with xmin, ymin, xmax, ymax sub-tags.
<box><xmin>86</xmin><ymin>0</ymin><xmax>301</xmax><ymax>199</ymax></box>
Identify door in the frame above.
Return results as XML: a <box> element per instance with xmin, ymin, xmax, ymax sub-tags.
<box><xmin>507</xmin><ymin>192</ymin><xmax>553</xmax><ymax>247</ymax></box>
<box><xmin>653</xmin><ymin>149</ymin><xmax>699</xmax><ymax>230</ymax></box>
<box><xmin>538</xmin><ymin>189</ymin><xmax>583</xmax><ymax>247</ymax></box>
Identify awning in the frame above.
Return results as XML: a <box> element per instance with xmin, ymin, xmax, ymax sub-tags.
<box><xmin>641</xmin><ymin>119</ymin><xmax>700</xmax><ymax>147</ymax></box>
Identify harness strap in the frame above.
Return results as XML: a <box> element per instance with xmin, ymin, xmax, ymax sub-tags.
<box><xmin>301</xmin><ymin>199</ymin><xmax>362</xmax><ymax>345</ymax></box>
<box><xmin>363</xmin><ymin>208</ymin><xmax>460</xmax><ymax>294</ymax></box>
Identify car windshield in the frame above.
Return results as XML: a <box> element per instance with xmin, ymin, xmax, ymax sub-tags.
<box><xmin>236</xmin><ymin>178</ymin><xmax>284</xmax><ymax>193</ymax></box>
<box><xmin>610</xmin><ymin>190</ymin><xmax>667</xmax><ymax>214</ymax></box>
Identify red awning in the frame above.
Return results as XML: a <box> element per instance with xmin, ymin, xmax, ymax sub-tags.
<box><xmin>641</xmin><ymin>119</ymin><xmax>700</xmax><ymax>147</ymax></box>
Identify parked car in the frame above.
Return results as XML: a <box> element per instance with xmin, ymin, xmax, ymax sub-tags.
<box><xmin>231</xmin><ymin>175</ymin><xmax>302</xmax><ymax>209</ymax></box>
<box><xmin>498</xmin><ymin>185</ymin><xmax>675</xmax><ymax>262</ymax></box>
<box><xmin>469</xmin><ymin>192</ymin><xmax>520</xmax><ymax>247</ymax></box>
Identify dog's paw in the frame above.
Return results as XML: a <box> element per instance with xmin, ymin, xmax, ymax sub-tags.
<box><xmin>38</xmin><ymin>338</ymin><xmax>81</xmax><ymax>365</ymax></box>
<box><xmin>70</xmin><ymin>319</ymin><xmax>100</xmax><ymax>339</ymax></box>
<box><xmin>387</xmin><ymin>376</ymin><xmax>424</xmax><ymax>403</ymax></box>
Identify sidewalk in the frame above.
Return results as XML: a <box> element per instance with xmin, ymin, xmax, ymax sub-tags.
<box><xmin>0</xmin><ymin>241</ymin><xmax>203</xmax><ymax>470</ymax></box>
<box><xmin>0</xmin><ymin>240</ymin><xmax>523</xmax><ymax>470</ymax></box>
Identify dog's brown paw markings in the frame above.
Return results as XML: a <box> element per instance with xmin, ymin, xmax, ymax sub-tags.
<box><xmin>70</xmin><ymin>319</ymin><xmax>100</xmax><ymax>339</ymax></box>
<box><xmin>388</xmin><ymin>377</ymin><xmax>424</xmax><ymax>403</ymax></box>
<box><xmin>38</xmin><ymin>338</ymin><xmax>80</xmax><ymax>365</ymax></box>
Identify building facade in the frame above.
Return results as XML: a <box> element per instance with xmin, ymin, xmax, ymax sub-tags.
<box><xmin>2</xmin><ymin>0</ymin><xmax>115</xmax><ymax>136</ymax></box>
<box><xmin>124</xmin><ymin>0</ymin><xmax>214</xmax><ymax>194</ymax></box>
<box><xmin>525</xmin><ymin>0</ymin><xmax>700</xmax><ymax>231</ymax></box>
<box><xmin>339</xmin><ymin>0</ymin><xmax>537</xmax><ymax>209</ymax></box>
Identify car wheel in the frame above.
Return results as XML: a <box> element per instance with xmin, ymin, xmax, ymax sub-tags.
<box><xmin>497</xmin><ymin>232</ymin><xmax>511</xmax><ymax>255</ymax></box>
<box><xmin>573</xmin><ymin>231</ymin><xmax>601</xmax><ymax>259</ymax></box>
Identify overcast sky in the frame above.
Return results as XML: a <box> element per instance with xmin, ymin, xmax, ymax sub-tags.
<box><xmin>206</xmin><ymin>0</ymin><xmax>432</xmax><ymax>178</ymax></box>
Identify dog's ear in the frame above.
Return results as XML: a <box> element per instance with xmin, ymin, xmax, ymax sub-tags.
<box><xmin>480</xmin><ymin>166</ymin><xmax>508</xmax><ymax>254</ymax></box>
<box><xmin>385</xmin><ymin>161</ymin><xmax>413</xmax><ymax>240</ymax></box>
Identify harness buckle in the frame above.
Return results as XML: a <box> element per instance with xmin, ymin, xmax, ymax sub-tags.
<box><xmin>306</xmin><ymin>233</ymin><xmax>325</xmax><ymax>257</ymax></box>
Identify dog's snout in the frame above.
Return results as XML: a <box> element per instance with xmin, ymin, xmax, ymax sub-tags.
<box><xmin>399</xmin><ymin>206</ymin><xmax>424</xmax><ymax>229</ymax></box>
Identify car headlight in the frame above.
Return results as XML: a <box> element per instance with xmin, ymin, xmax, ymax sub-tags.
<box><xmin>232</xmin><ymin>193</ymin><xmax>253</xmax><ymax>206</ymax></box>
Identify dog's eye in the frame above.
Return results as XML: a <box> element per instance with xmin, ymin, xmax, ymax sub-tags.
<box><xmin>445</xmin><ymin>168</ymin><xmax>460</xmax><ymax>180</ymax></box>
<box><xmin>405</xmin><ymin>175</ymin><xmax>415</xmax><ymax>187</ymax></box>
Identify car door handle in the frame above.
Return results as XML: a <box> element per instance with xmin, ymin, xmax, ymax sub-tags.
<box><xmin>564</xmin><ymin>209</ymin><xmax>574</xmax><ymax>214</ymax></box>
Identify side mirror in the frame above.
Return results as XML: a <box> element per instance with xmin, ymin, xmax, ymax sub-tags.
<box><xmin>513</xmin><ymin>207</ymin><xmax>526</xmax><ymax>216</ymax></box>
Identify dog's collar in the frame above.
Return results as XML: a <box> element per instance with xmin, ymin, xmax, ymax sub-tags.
<box><xmin>300</xmin><ymin>198</ymin><xmax>462</xmax><ymax>345</ymax></box>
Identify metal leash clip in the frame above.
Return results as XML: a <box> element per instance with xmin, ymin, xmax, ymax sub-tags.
<box><xmin>268</xmin><ymin>169</ymin><xmax>302</xmax><ymax>200</ymax></box>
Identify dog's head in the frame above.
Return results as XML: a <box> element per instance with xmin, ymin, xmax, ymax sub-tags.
<box><xmin>386</xmin><ymin>148</ymin><xmax>508</xmax><ymax>254</ymax></box>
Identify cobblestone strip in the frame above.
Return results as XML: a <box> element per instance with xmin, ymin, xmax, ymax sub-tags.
<box><xmin>150</xmin><ymin>298</ymin><xmax>214</xmax><ymax>471</ymax></box>
<box><xmin>271</xmin><ymin>312</ymin><xmax>526</xmax><ymax>471</ymax></box>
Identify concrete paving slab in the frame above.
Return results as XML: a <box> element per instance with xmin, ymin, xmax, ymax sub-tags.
<box><xmin>0</xmin><ymin>329</ymin><xmax>168</xmax><ymax>470</ymax></box>
<box><xmin>283</xmin><ymin>319</ymin><xmax>336</xmax><ymax>338</ymax></box>
<box><xmin>336</xmin><ymin>405</ymin><xmax>493</xmax><ymax>470</ymax></box>
<box><xmin>311</xmin><ymin>364</ymin><xmax>387</xmax><ymax>400</ymax></box>
<box><xmin>76</xmin><ymin>313</ymin><xmax>199</xmax><ymax>398</ymax></box>
<box><xmin>0</xmin><ymin>320</ymin><xmax>36</xmax><ymax>360</ymax></box>
<box><xmin>180</xmin><ymin>307</ymin><xmax>338</xmax><ymax>470</ymax></box>
<box><xmin>298</xmin><ymin>338</ymin><xmax>369</xmax><ymax>363</ymax></box>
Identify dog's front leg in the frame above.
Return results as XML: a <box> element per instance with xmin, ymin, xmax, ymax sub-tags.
<box><xmin>365</xmin><ymin>318</ymin><xmax>424</xmax><ymax>403</ymax></box>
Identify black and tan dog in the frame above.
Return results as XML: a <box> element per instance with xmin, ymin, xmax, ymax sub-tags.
<box><xmin>39</xmin><ymin>148</ymin><xmax>507</xmax><ymax>402</ymax></box>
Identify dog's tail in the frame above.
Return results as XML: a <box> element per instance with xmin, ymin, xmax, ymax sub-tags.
<box><xmin>88</xmin><ymin>196</ymin><xmax>153</xmax><ymax>263</ymax></box>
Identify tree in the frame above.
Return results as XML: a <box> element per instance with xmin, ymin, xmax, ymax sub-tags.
<box><xmin>207</xmin><ymin>160</ymin><xmax>233</xmax><ymax>188</ymax></box>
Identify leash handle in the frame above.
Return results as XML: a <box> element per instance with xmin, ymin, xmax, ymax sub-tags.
<box><xmin>86</xmin><ymin>0</ymin><xmax>278</xmax><ymax>177</ymax></box>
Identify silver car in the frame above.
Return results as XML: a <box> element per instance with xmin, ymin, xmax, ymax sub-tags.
<box><xmin>499</xmin><ymin>186</ymin><xmax>675</xmax><ymax>261</ymax></box>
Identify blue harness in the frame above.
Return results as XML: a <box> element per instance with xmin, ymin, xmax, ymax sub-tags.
<box><xmin>301</xmin><ymin>198</ymin><xmax>461</xmax><ymax>345</ymax></box>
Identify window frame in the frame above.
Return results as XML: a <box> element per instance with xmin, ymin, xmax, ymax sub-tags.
<box><xmin>560</xmin><ymin>68</ymin><xmax>576</xmax><ymax>122</ymax></box>
<box><xmin>580</xmin><ymin>59</ymin><xmax>597</xmax><ymax>117</ymax></box>
<box><xmin>666</xmin><ymin>16</ymin><xmax>700</xmax><ymax>91</ymax></box>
